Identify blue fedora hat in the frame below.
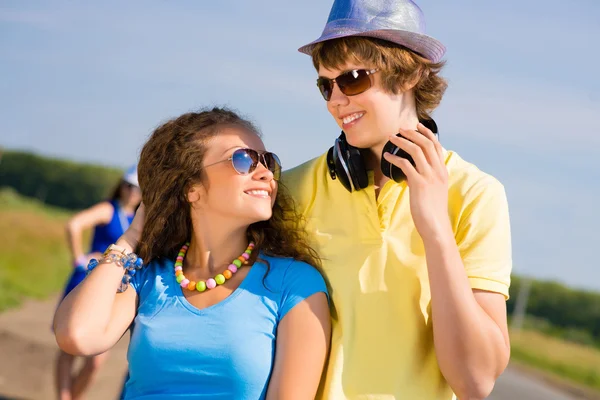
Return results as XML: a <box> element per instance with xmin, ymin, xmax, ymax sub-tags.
<box><xmin>298</xmin><ymin>0</ymin><xmax>446</xmax><ymax>63</ymax></box>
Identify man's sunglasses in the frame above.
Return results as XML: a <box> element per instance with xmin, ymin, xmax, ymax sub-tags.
<box><xmin>316</xmin><ymin>69</ymin><xmax>379</xmax><ymax>101</ymax></box>
<box><xmin>205</xmin><ymin>148</ymin><xmax>282</xmax><ymax>180</ymax></box>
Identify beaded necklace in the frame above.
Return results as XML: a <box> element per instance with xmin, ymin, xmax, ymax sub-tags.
<box><xmin>174</xmin><ymin>242</ymin><xmax>255</xmax><ymax>292</ymax></box>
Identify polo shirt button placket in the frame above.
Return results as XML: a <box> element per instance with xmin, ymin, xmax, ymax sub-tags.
<box><xmin>379</xmin><ymin>206</ymin><xmax>390</xmax><ymax>231</ymax></box>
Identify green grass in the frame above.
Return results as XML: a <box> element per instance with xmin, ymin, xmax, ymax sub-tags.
<box><xmin>510</xmin><ymin>329</ymin><xmax>600</xmax><ymax>392</ymax></box>
<box><xmin>0</xmin><ymin>187</ymin><xmax>76</xmax><ymax>311</ymax></box>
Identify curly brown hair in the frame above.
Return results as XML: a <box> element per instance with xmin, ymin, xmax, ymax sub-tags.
<box><xmin>136</xmin><ymin>107</ymin><xmax>323</xmax><ymax>277</ymax></box>
<box><xmin>311</xmin><ymin>37</ymin><xmax>448</xmax><ymax>121</ymax></box>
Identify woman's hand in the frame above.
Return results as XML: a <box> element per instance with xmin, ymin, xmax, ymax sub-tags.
<box><xmin>118</xmin><ymin>203</ymin><xmax>145</xmax><ymax>252</ymax></box>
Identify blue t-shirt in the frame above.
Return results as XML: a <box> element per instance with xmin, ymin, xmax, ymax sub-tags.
<box><xmin>90</xmin><ymin>200</ymin><xmax>134</xmax><ymax>254</ymax></box>
<box><xmin>124</xmin><ymin>253</ymin><xmax>328</xmax><ymax>400</ymax></box>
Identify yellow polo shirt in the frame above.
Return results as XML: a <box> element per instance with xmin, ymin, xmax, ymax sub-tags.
<box><xmin>282</xmin><ymin>150</ymin><xmax>512</xmax><ymax>400</ymax></box>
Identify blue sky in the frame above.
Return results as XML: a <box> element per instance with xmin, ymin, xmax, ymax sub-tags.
<box><xmin>1</xmin><ymin>0</ymin><xmax>599</xmax><ymax>290</ymax></box>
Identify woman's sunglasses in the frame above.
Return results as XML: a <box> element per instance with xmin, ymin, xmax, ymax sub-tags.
<box><xmin>316</xmin><ymin>68</ymin><xmax>379</xmax><ymax>101</ymax></box>
<box><xmin>205</xmin><ymin>148</ymin><xmax>282</xmax><ymax>180</ymax></box>
<box><xmin>123</xmin><ymin>182</ymin><xmax>140</xmax><ymax>190</ymax></box>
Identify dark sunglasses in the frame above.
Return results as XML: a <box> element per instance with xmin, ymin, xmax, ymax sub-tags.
<box><xmin>205</xmin><ymin>148</ymin><xmax>282</xmax><ymax>180</ymax></box>
<box><xmin>316</xmin><ymin>68</ymin><xmax>379</xmax><ymax>101</ymax></box>
<box><xmin>123</xmin><ymin>182</ymin><xmax>139</xmax><ymax>190</ymax></box>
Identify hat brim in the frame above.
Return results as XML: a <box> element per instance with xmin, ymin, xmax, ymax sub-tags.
<box><xmin>298</xmin><ymin>28</ymin><xmax>446</xmax><ymax>63</ymax></box>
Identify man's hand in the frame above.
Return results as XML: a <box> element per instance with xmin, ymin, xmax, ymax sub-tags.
<box><xmin>382</xmin><ymin>122</ymin><xmax>451</xmax><ymax>243</ymax></box>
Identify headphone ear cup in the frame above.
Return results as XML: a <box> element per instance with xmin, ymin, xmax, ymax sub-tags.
<box><xmin>329</xmin><ymin>132</ymin><xmax>369</xmax><ymax>192</ymax></box>
<box><xmin>381</xmin><ymin>119</ymin><xmax>440</xmax><ymax>182</ymax></box>
<box><xmin>380</xmin><ymin>140</ymin><xmax>395</xmax><ymax>181</ymax></box>
<box><xmin>381</xmin><ymin>134</ymin><xmax>413</xmax><ymax>182</ymax></box>
<box><xmin>328</xmin><ymin>137</ymin><xmax>353</xmax><ymax>192</ymax></box>
<box><xmin>345</xmin><ymin>143</ymin><xmax>369</xmax><ymax>191</ymax></box>
<box><xmin>421</xmin><ymin>118</ymin><xmax>438</xmax><ymax>135</ymax></box>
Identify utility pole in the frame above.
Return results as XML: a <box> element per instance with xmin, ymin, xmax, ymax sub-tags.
<box><xmin>511</xmin><ymin>277</ymin><xmax>532</xmax><ymax>332</ymax></box>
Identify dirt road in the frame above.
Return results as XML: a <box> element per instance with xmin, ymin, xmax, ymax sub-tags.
<box><xmin>0</xmin><ymin>297</ymin><xmax>593</xmax><ymax>400</ymax></box>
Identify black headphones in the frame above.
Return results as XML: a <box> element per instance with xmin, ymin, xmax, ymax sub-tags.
<box><xmin>326</xmin><ymin>119</ymin><xmax>439</xmax><ymax>192</ymax></box>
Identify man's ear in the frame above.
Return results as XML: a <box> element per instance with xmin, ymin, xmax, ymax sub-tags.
<box><xmin>403</xmin><ymin>68</ymin><xmax>423</xmax><ymax>92</ymax></box>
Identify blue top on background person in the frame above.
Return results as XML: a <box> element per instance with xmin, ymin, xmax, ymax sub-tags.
<box><xmin>61</xmin><ymin>165</ymin><xmax>140</xmax><ymax>298</ymax></box>
<box><xmin>54</xmin><ymin>165</ymin><xmax>141</xmax><ymax>400</ymax></box>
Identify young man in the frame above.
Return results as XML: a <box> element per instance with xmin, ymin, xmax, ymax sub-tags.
<box><xmin>282</xmin><ymin>0</ymin><xmax>512</xmax><ymax>399</ymax></box>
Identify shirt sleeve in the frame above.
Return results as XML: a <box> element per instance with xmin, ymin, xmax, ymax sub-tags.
<box><xmin>278</xmin><ymin>260</ymin><xmax>329</xmax><ymax>321</ymax></box>
<box><xmin>455</xmin><ymin>176</ymin><xmax>513</xmax><ymax>299</ymax></box>
<box><xmin>129</xmin><ymin>259</ymin><xmax>150</xmax><ymax>293</ymax></box>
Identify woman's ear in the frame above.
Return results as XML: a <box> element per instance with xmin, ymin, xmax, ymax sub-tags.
<box><xmin>187</xmin><ymin>184</ymin><xmax>203</xmax><ymax>204</ymax></box>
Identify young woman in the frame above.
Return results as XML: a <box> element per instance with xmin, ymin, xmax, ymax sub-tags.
<box><xmin>282</xmin><ymin>0</ymin><xmax>513</xmax><ymax>398</ymax></box>
<box><xmin>55</xmin><ymin>166</ymin><xmax>141</xmax><ymax>400</ymax></box>
<box><xmin>53</xmin><ymin>107</ymin><xmax>331</xmax><ymax>400</ymax></box>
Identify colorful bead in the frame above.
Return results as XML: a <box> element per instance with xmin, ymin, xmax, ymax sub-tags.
<box><xmin>175</xmin><ymin>266</ymin><xmax>182</xmax><ymax>272</ymax></box>
<box><xmin>187</xmin><ymin>281</ymin><xmax>196</xmax><ymax>291</ymax></box>
<box><xmin>241</xmin><ymin>253</ymin><xmax>250</xmax><ymax>260</ymax></box>
<box><xmin>87</xmin><ymin>259</ymin><xmax>99</xmax><ymax>271</ymax></box>
<box><xmin>233</xmin><ymin>259</ymin><xmax>242</xmax><ymax>267</ymax></box>
<box><xmin>180</xmin><ymin>279</ymin><xmax>190</xmax><ymax>288</ymax></box>
<box><xmin>228</xmin><ymin>264</ymin><xmax>238</xmax><ymax>273</ymax></box>
<box><xmin>215</xmin><ymin>274</ymin><xmax>225</xmax><ymax>285</ymax></box>
<box><xmin>223</xmin><ymin>270</ymin><xmax>232</xmax><ymax>279</ymax></box>
<box><xmin>196</xmin><ymin>281</ymin><xmax>207</xmax><ymax>292</ymax></box>
<box><xmin>124</xmin><ymin>257</ymin><xmax>135</xmax><ymax>266</ymax></box>
<box><xmin>206</xmin><ymin>278</ymin><xmax>217</xmax><ymax>289</ymax></box>
<box><xmin>176</xmin><ymin>275</ymin><xmax>184</xmax><ymax>283</ymax></box>
<box><xmin>175</xmin><ymin>270</ymin><xmax>182</xmax><ymax>277</ymax></box>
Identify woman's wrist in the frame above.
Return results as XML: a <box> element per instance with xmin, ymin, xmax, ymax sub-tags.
<box><xmin>87</xmin><ymin>243</ymin><xmax>145</xmax><ymax>293</ymax></box>
<box><xmin>115</xmin><ymin>232</ymin><xmax>139</xmax><ymax>253</ymax></box>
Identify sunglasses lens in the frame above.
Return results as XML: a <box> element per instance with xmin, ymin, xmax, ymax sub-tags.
<box><xmin>231</xmin><ymin>149</ymin><xmax>282</xmax><ymax>180</ymax></box>
<box><xmin>231</xmin><ymin>149</ymin><xmax>256</xmax><ymax>174</ymax></box>
<box><xmin>317</xmin><ymin>78</ymin><xmax>333</xmax><ymax>101</ymax></box>
<box><xmin>264</xmin><ymin>152</ymin><xmax>282</xmax><ymax>180</ymax></box>
<box><xmin>337</xmin><ymin>70</ymin><xmax>372</xmax><ymax>96</ymax></box>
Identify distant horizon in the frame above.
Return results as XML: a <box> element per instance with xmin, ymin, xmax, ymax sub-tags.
<box><xmin>1</xmin><ymin>145</ymin><xmax>128</xmax><ymax>170</ymax></box>
<box><xmin>2</xmin><ymin>146</ymin><xmax>599</xmax><ymax>294</ymax></box>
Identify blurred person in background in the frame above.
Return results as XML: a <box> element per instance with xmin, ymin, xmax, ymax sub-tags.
<box><xmin>55</xmin><ymin>165</ymin><xmax>141</xmax><ymax>400</ymax></box>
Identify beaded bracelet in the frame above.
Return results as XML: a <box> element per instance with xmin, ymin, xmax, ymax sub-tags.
<box><xmin>86</xmin><ymin>250</ymin><xmax>144</xmax><ymax>293</ymax></box>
